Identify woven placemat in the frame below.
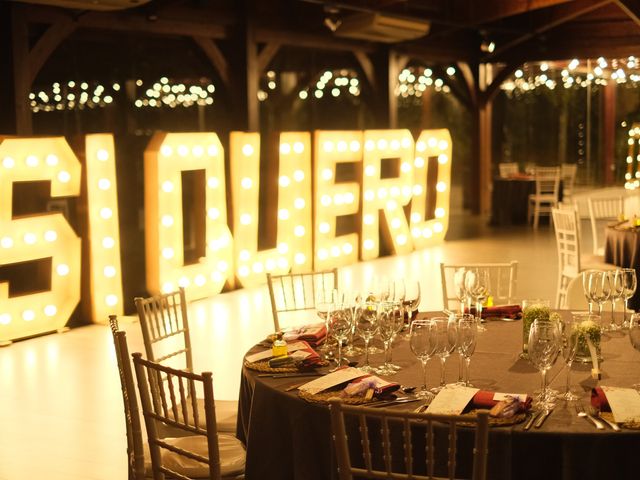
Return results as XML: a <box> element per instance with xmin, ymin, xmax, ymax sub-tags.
<box><xmin>244</xmin><ymin>359</ymin><xmax>329</xmax><ymax>373</ymax></box>
<box><xmin>458</xmin><ymin>409</ymin><xmax>527</xmax><ymax>427</ymax></box>
<box><xmin>601</xmin><ymin>411</ymin><xmax>640</xmax><ymax>430</ymax></box>
<box><xmin>299</xmin><ymin>389</ymin><xmax>374</xmax><ymax>405</ymax></box>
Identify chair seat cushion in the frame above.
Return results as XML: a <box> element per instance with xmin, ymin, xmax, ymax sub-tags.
<box><xmin>146</xmin><ymin>434</ymin><xmax>246</xmax><ymax>478</ymax></box>
<box><xmin>180</xmin><ymin>397</ymin><xmax>238</xmax><ymax>433</ymax></box>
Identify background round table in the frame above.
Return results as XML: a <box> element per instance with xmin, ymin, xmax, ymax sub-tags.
<box><xmin>238</xmin><ymin>314</ymin><xmax>640</xmax><ymax>480</ymax></box>
<box><xmin>604</xmin><ymin>225</ymin><xmax>640</xmax><ymax>310</ymax></box>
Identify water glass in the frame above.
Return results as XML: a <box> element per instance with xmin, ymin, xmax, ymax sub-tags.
<box><xmin>376</xmin><ymin>301</ymin><xmax>404</xmax><ymax>375</ymax></box>
<box><xmin>327</xmin><ymin>302</ymin><xmax>352</xmax><ymax>367</ymax></box>
<box><xmin>404</xmin><ymin>280</ymin><xmax>421</xmax><ymax>320</ymax></box>
<box><xmin>560</xmin><ymin>316</ymin><xmax>579</xmax><ymax>401</ymax></box>
<box><xmin>622</xmin><ymin>269</ymin><xmax>638</xmax><ymax>328</ymax></box>
<box><xmin>528</xmin><ymin>319</ymin><xmax>561</xmax><ymax>407</ymax></box>
<box><xmin>432</xmin><ymin>316</ymin><xmax>458</xmax><ymax>392</ymax></box>
<box><xmin>456</xmin><ymin>314</ymin><xmax>477</xmax><ymax>386</ymax></box>
<box><xmin>355</xmin><ymin>300</ymin><xmax>379</xmax><ymax>373</ymax></box>
<box><xmin>409</xmin><ymin>319</ymin><xmax>437</xmax><ymax>399</ymax></box>
<box><xmin>609</xmin><ymin>270</ymin><xmax>625</xmax><ymax>330</ymax></box>
<box><xmin>589</xmin><ymin>270</ymin><xmax>611</xmax><ymax>319</ymax></box>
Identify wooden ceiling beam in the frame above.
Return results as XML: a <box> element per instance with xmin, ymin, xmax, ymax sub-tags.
<box><xmin>468</xmin><ymin>0</ymin><xmax>575</xmax><ymax>24</ymax></box>
<box><xmin>483</xmin><ymin>0</ymin><xmax>614</xmax><ymax>62</ymax></box>
<box><xmin>191</xmin><ymin>36</ymin><xmax>230</xmax><ymax>88</ymax></box>
<box><xmin>253</xmin><ymin>27</ymin><xmax>375</xmax><ymax>53</ymax></box>
<box><xmin>614</xmin><ymin>0</ymin><xmax>640</xmax><ymax>26</ymax></box>
<box><xmin>257</xmin><ymin>43</ymin><xmax>282</xmax><ymax>74</ymax></box>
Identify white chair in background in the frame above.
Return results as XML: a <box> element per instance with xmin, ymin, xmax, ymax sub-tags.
<box><xmin>498</xmin><ymin>162</ymin><xmax>519</xmax><ymax>178</ymax></box>
<box><xmin>528</xmin><ymin>166</ymin><xmax>561</xmax><ymax>229</ymax></box>
<box><xmin>552</xmin><ymin>208</ymin><xmax>615</xmax><ymax>308</ymax></box>
<box><xmin>588</xmin><ymin>196</ymin><xmax>624</xmax><ymax>256</ymax></box>
<box><xmin>561</xmin><ymin>164</ymin><xmax>578</xmax><ymax>200</ymax></box>
<box><xmin>440</xmin><ymin>261</ymin><xmax>518</xmax><ymax>311</ymax></box>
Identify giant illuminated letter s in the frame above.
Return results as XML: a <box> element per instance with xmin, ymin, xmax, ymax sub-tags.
<box><xmin>0</xmin><ymin>137</ymin><xmax>81</xmax><ymax>344</ymax></box>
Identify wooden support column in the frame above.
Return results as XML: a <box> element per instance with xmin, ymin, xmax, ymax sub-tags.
<box><xmin>228</xmin><ymin>12</ymin><xmax>259</xmax><ymax>132</ymax></box>
<box><xmin>478</xmin><ymin>64</ymin><xmax>493</xmax><ymax>216</ymax></box>
<box><xmin>11</xmin><ymin>6</ymin><xmax>31</xmax><ymax>135</ymax></box>
<box><xmin>602</xmin><ymin>81</ymin><xmax>617</xmax><ymax>185</ymax></box>
<box><xmin>0</xmin><ymin>2</ymin><xmax>15</xmax><ymax>134</ymax></box>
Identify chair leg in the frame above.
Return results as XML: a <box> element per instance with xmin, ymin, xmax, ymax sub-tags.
<box><xmin>533</xmin><ymin>202</ymin><xmax>539</xmax><ymax>229</ymax></box>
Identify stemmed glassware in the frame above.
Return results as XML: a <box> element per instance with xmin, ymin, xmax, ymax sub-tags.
<box><xmin>528</xmin><ymin>319</ymin><xmax>561</xmax><ymax>407</ymax></box>
<box><xmin>456</xmin><ymin>314</ymin><xmax>477</xmax><ymax>386</ymax></box>
<box><xmin>609</xmin><ymin>270</ymin><xmax>625</xmax><ymax>331</ymax></box>
<box><xmin>582</xmin><ymin>270</ymin><xmax>596</xmax><ymax>314</ymax></box>
<box><xmin>355</xmin><ymin>300</ymin><xmax>379</xmax><ymax>373</ymax></box>
<box><xmin>621</xmin><ymin>268</ymin><xmax>637</xmax><ymax>328</ymax></box>
<box><xmin>453</xmin><ymin>268</ymin><xmax>467</xmax><ymax>313</ymax></box>
<box><xmin>404</xmin><ymin>280</ymin><xmax>421</xmax><ymax>320</ymax></box>
<box><xmin>409</xmin><ymin>319</ymin><xmax>437</xmax><ymax>399</ymax></box>
<box><xmin>560</xmin><ymin>316</ymin><xmax>579</xmax><ymax>401</ymax></box>
<box><xmin>629</xmin><ymin>313</ymin><xmax>640</xmax><ymax>390</ymax></box>
<box><xmin>315</xmin><ymin>288</ymin><xmax>336</xmax><ymax>355</ymax></box>
<box><xmin>432</xmin><ymin>316</ymin><xmax>458</xmax><ymax>392</ymax></box>
<box><xmin>339</xmin><ymin>290</ymin><xmax>363</xmax><ymax>357</ymax></box>
<box><xmin>376</xmin><ymin>301</ymin><xmax>404</xmax><ymax>375</ymax></box>
<box><xmin>327</xmin><ymin>302</ymin><xmax>352</xmax><ymax>367</ymax></box>
<box><xmin>589</xmin><ymin>270</ymin><xmax>611</xmax><ymax>319</ymax></box>
<box><xmin>464</xmin><ymin>268</ymin><xmax>489</xmax><ymax>332</ymax></box>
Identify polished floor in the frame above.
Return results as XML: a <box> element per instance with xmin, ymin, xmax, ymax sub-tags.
<box><xmin>0</xmin><ymin>213</ymin><xmax>580</xmax><ymax>480</ymax></box>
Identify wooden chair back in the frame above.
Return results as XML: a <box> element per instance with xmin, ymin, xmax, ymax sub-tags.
<box><xmin>498</xmin><ymin>162</ymin><xmax>518</xmax><ymax>178</ymax></box>
<box><xmin>109</xmin><ymin>316</ymin><xmax>146</xmax><ymax>480</ymax></box>
<box><xmin>552</xmin><ymin>208</ymin><xmax>582</xmax><ymax>308</ymax></box>
<box><xmin>132</xmin><ymin>353</ymin><xmax>222</xmax><ymax>480</ymax></box>
<box><xmin>533</xmin><ymin>166</ymin><xmax>561</xmax><ymax>198</ymax></box>
<box><xmin>134</xmin><ymin>288</ymin><xmax>192</xmax><ymax>372</ymax></box>
<box><xmin>560</xmin><ymin>164</ymin><xmax>578</xmax><ymax>198</ymax></box>
<box><xmin>329</xmin><ymin>399</ymin><xmax>489</xmax><ymax>480</ymax></box>
<box><xmin>588</xmin><ymin>196</ymin><xmax>624</xmax><ymax>256</ymax></box>
<box><xmin>440</xmin><ymin>262</ymin><xmax>518</xmax><ymax>311</ymax></box>
<box><xmin>266</xmin><ymin>269</ymin><xmax>338</xmax><ymax>332</ymax></box>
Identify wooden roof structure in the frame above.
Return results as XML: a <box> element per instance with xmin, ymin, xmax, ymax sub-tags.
<box><xmin>3</xmin><ymin>0</ymin><xmax>640</xmax><ymax>210</ymax></box>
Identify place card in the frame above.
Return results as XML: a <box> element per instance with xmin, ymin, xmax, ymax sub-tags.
<box><xmin>298</xmin><ymin>367</ymin><xmax>368</xmax><ymax>395</ymax></box>
<box><xmin>493</xmin><ymin>392</ymin><xmax>528</xmax><ymax>403</ymax></box>
<box><xmin>601</xmin><ymin>386</ymin><xmax>640</xmax><ymax>423</ymax></box>
<box><xmin>245</xmin><ymin>341</ymin><xmax>309</xmax><ymax>363</ymax></box>
<box><xmin>426</xmin><ymin>385</ymin><xmax>479</xmax><ymax>415</ymax></box>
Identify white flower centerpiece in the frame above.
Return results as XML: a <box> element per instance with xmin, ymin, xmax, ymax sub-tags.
<box><xmin>574</xmin><ymin>317</ymin><xmax>602</xmax><ymax>364</ymax></box>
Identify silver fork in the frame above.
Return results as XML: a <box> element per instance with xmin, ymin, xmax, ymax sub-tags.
<box><xmin>588</xmin><ymin>405</ymin><xmax>621</xmax><ymax>431</ymax></box>
<box><xmin>575</xmin><ymin>402</ymin><xmax>604</xmax><ymax>429</ymax></box>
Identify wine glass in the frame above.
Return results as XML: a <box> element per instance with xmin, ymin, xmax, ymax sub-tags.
<box><xmin>464</xmin><ymin>268</ymin><xmax>489</xmax><ymax>331</ymax></box>
<box><xmin>456</xmin><ymin>314</ymin><xmax>477</xmax><ymax>386</ymax></box>
<box><xmin>355</xmin><ymin>300</ymin><xmax>379</xmax><ymax>373</ymax></box>
<box><xmin>528</xmin><ymin>319</ymin><xmax>561</xmax><ymax>407</ymax></box>
<box><xmin>560</xmin><ymin>316</ymin><xmax>579</xmax><ymax>401</ymax></box>
<box><xmin>609</xmin><ymin>270</ymin><xmax>625</xmax><ymax>331</ymax></box>
<box><xmin>629</xmin><ymin>314</ymin><xmax>640</xmax><ymax>390</ymax></box>
<box><xmin>315</xmin><ymin>288</ymin><xmax>336</xmax><ymax>355</ymax></box>
<box><xmin>582</xmin><ymin>270</ymin><xmax>596</xmax><ymax>314</ymax></box>
<box><xmin>339</xmin><ymin>290</ymin><xmax>363</xmax><ymax>357</ymax></box>
<box><xmin>589</xmin><ymin>270</ymin><xmax>611</xmax><ymax>319</ymax></box>
<box><xmin>432</xmin><ymin>316</ymin><xmax>458</xmax><ymax>392</ymax></box>
<box><xmin>453</xmin><ymin>268</ymin><xmax>467</xmax><ymax>313</ymax></box>
<box><xmin>409</xmin><ymin>319</ymin><xmax>437</xmax><ymax>399</ymax></box>
<box><xmin>621</xmin><ymin>268</ymin><xmax>637</xmax><ymax>328</ymax></box>
<box><xmin>375</xmin><ymin>301</ymin><xmax>403</xmax><ymax>375</ymax></box>
<box><xmin>404</xmin><ymin>280</ymin><xmax>421</xmax><ymax>320</ymax></box>
<box><xmin>327</xmin><ymin>302</ymin><xmax>352</xmax><ymax>367</ymax></box>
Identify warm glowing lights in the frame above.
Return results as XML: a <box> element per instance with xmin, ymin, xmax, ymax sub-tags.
<box><xmin>44</xmin><ymin>230</ymin><xmax>57</xmax><ymax>242</ymax></box>
<box><xmin>100</xmin><ymin>207</ymin><xmax>113</xmax><ymax>219</ymax></box>
<box><xmin>102</xmin><ymin>236</ymin><xmax>115</xmax><ymax>249</ymax></box>
<box><xmin>2</xmin><ymin>157</ymin><xmax>15</xmax><ymax>169</ymax></box>
<box><xmin>56</xmin><ymin>264</ymin><xmax>70</xmax><ymax>276</ymax></box>
<box><xmin>1</xmin><ymin>237</ymin><xmax>13</xmax><ymax>248</ymax></box>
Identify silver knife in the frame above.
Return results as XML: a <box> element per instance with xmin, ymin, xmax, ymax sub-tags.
<box><xmin>523</xmin><ymin>410</ymin><xmax>541</xmax><ymax>430</ymax></box>
<box><xmin>534</xmin><ymin>408</ymin><xmax>553</xmax><ymax>428</ymax></box>
<box><xmin>368</xmin><ymin>397</ymin><xmax>421</xmax><ymax>408</ymax></box>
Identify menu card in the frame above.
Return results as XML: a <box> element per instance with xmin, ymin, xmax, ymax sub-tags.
<box><xmin>601</xmin><ymin>386</ymin><xmax>640</xmax><ymax>423</ymax></box>
<box><xmin>298</xmin><ymin>367</ymin><xmax>368</xmax><ymax>395</ymax></box>
<box><xmin>426</xmin><ymin>385</ymin><xmax>479</xmax><ymax>415</ymax></box>
<box><xmin>245</xmin><ymin>341</ymin><xmax>309</xmax><ymax>364</ymax></box>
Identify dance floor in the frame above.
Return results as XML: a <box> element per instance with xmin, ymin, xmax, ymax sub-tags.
<box><xmin>0</xmin><ymin>215</ymin><xmax>567</xmax><ymax>480</ymax></box>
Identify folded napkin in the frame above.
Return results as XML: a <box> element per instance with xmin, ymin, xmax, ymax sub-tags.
<box><xmin>342</xmin><ymin>374</ymin><xmax>400</xmax><ymax>398</ymax></box>
<box><xmin>591</xmin><ymin>387</ymin><xmax>610</xmax><ymax>411</ymax></box>
<box><xmin>292</xmin><ymin>341</ymin><xmax>323</xmax><ymax>367</ymax></box>
<box><xmin>283</xmin><ymin>324</ymin><xmax>327</xmax><ymax>347</ymax></box>
<box><xmin>467</xmin><ymin>305</ymin><xmax>522</xmax><ymax>319</ymax></box>
<box><xmin>471</xmin><ymin>390</ymin><xmax>532</xmax><ymax>412</ymax></box>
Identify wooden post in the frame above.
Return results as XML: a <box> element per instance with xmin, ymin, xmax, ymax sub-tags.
<box><xmin>602</xmin><ymin>81</ymin><xmax>617</xmax><ymax>186</ymax></box>
<box><xmin>0</xmin><ymin>2</ymin><xmax>16</xmax><ymax>134</ymax></box>
<box><xmin>11</xmin><ymin>6</ymin><xmax>32</xmax><ymax>135</ymax></box>
<box><xmin>478</xmin><ymin>64</ymin><xmax>493</xmax><ymax>216</ymax></box>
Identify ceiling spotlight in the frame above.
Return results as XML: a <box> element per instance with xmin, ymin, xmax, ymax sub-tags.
<box><xmin>481</xmin><ymin>40</ymin><xmax>496</xmax><ymax>53</ymax></box>
<box><xmin>324</xmin><ymin>17</ymin><xmax>342</xmax><ymax>32</ymax></box>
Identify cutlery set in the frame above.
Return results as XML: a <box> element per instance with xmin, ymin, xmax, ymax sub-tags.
<box><xmin>574</xmin><ymin>403</ymin><xmax>620</xmax><ymax>431</ymax></box>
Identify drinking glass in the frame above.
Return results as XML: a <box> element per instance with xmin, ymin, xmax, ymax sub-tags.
<box><xmin>315</xmin><ymin>288</ymin><xmax>336</xmax><ymax>354</ymax></box>
<box><xmin>432</xmin><ymin>316</ymin><xmax>458</xmax><ymax>392</ymax></box>
<box><xmin>339</xmin><ymin>290</ymin><xmax>363</xmax><ymax>357</ymax></box>
<box><xmin>327</xmin><ymin>302</ymin><xmax>353</xmax><ymax>367</ymax></box>
<box><xmin>629</xmin><ymin>314</ymin><xmax>640</xmax><ymax>390</ymax></box>
<box><xmin>582</xmin><ymin>270</ymin><xmax>596</xmax><ymax>314</ymax></box>
<box><xmin>376</xmin><ymin>301</ymin><xmax>404</xmax><ymax>375</ymax></box>
<box><xmin>409</xmin><ymin>319</ymin><xmax>437</xmax><ymax>399</ymax></box>
<box><xmin>589</xmin><ymin>270</ymin><xmax>611</xmax><ymax>319</ymax></box>
<box><xmin>456</xmin><ymin>314</ymin><xmax>477</xmax><ymax>386</ymax></box>
<box><xmin>528</xmin><ymin>319</ymin><xmax>561</xmax><ymax>407</ymax></box>
<box><xmin>621</xmin><ymin>268</ymin><xmax>638</xmax><ymax>328</ymax></box>
<box><xmin>560</xmin><ymin>317</ymin><xmax>579</xmax><ymax>401</ymax></box>
<box><xmin>453</xmin><ymin>268</ymin><xmax>467</xmax><ymax>313</ymax></box>
<box><xmin>464</xmin><ymin>268</ymin><xmax>489</xmax><ymax>331</ymax></box>
<box><xmin>355</xmin><ymin>300</ymin><xmax>379</xmax><ymax>373</ymax></box>
<box><xmin>404</xmin><ymin>280</ymin><xmax>421</xmax><ymax>320</ymax></box>
<box><xmin>367</xmin><ymin>275</ymin><xmax>390</xmax><ymax>302</ymax></box>
<box><xmin>609</xmin><ymin>270</ymin><xmax>625</xmax><ymax>330</ymax></box>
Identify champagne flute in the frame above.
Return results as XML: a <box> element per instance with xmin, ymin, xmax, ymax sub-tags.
<box><xmin>560</xmin><ymin>316</ymin><xmax>579</xmax><ymax>401</ymax></box>
<box><xmin>528</xmin><ymin>319</ymin><xmax>561</xmax><ymax>407</ymax></box>
<box><xmin>629</xmin><ymin>314</ymin><xmax>640</xmax><ymax>390</ymax></box>
<box><xmin>609</xmin><ymin>270</ymin><xmax>625</xmax><ymax>330</ymax></box>
<box><xmin>456</xmin><ymin>314</ymin><xmax>477</xmax><ymax>386</ymax></box>
<box><xmin>327</xmin><ymin>302</ymin><xmax>352</xmax><ymax>367</ymax></box>
<box><xmin>409</xmin><ymin>319</ymin><xmax>437</xmax><ymax>399</ymax></box>
<box><xmin>356</xmin><ymin>300</ymin><xmax>379</xmax><ymax>373</ymax></box>
<box><xmin>375</xmin><ymin>301</ymin><xmax>403</xmax><ymax>375</ymax></box>
<box><xmin>432</xmin><ymin>316</ymin><xmax>458</xmax><ymax>392</ymax></box>
<box><xmin>582</xmin><ymin>270</ymin><xmax>596</xmax><ymax>314</ymax></box>
<box><xmin>621</xmin><ymin>268</ymin><xmax>637</xmax><ymax>328</ymax></box>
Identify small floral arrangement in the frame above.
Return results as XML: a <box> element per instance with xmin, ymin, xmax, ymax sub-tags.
<box><xmin>575</xmin><ymin>318</ymin><xmax>601</xmax><ymax>360</ymax></box>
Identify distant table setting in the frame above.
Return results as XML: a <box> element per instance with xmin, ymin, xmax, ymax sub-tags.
<box><xmin>604</xmin><ymin>220</ymin><xmax>640</xmax><ymax>310</ymax></box>
<box><xmin>237</xmin><ymin>280</ymin><xmax>640</xmax><ymax>480</ymax></box>
<box><xmin>489</xmin><ymin>175</ymin><xmax>563</xmax><ymax>226</ymax></box>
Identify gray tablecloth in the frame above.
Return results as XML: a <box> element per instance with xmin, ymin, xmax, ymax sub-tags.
<box><xmin>238</xmin><ymin>313</ymin><xmax>640</xmax><ymax>480</ymax></box>
<box><xmin>604</xmin><ymin>225</ymin><xmax>640</xmax><ymax>310</ymax></box>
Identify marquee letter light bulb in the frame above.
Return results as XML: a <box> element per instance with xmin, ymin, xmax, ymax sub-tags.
<box><xmin>144</xmin><ymin>133</ymin><xmax>233</xmax><ymax>299</ymax></box>
<box><xmin>0</xmin><ymin>137</ymin><xmax>81</xmax><ymax>344</ymax></box>
<box><xmin>314</xmin><ymin>131</ymin><xmax>361</xmax><ymax>270</ymax></box>
<box><xmin>85</xmin><ymin>135</ymin><xmax>124</xmax><ymax>323</ymax></box>
<box><xmin>410</xmin><ymin>129</ymin><xmax>453</xmax><ymax>248</ymax></box>
<box><xmin>360</xmin><ymin>130</ymin><xmax>414</xmax><ymax>261</ymax></box>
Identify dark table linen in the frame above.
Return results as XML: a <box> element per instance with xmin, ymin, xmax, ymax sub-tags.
<box><xmin>490</xmin><ymin>178</ymin><xmax>563</xmax><ymax>226</ymax></box>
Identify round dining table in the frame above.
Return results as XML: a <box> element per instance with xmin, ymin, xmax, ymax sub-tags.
<box><xmin>489</xmin><ymin>176</ymin><xmax>563</xmax><ymax>226</ymax></box>
<box><xmin>604</xmin><ymin>224</ymin><xmax>640</xmax><ymax>310</ymax></box>
<box><xmin>237</xmin><ymin>313</ymin><xmax>640</xmax><ymax>480</ymax></box>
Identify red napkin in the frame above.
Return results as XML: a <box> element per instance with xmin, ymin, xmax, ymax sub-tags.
<box><xmin>295</xmin><ymin>341</ymin><xmax>323</xmax><ymax>367</ymax></box>
<box><xmin>591</xmin><ymin>387</ymin><xmax>610</xmax><ymax>411</ymax></box>
<box><xmin>471</xmin><ymin>390</ymin><xmax>532</xmax><ymax>412</ymax></box>
<box><xmin>283</xmin><ymin>324</ymin><xmax>327</xmax><ymax>348</ymax></box>
<box><xmin>343</xmin><ymin>374</ymin><xmax>401</xmax><ymax>397</ymax></box>
<box><xmin>466</xmin><ymin>305</ymin><xmax>522</xmax><ymax>319</ymax></box>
